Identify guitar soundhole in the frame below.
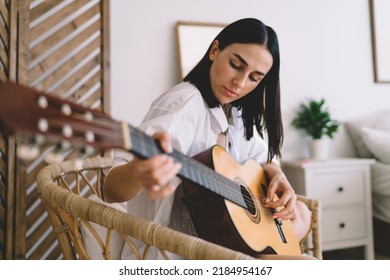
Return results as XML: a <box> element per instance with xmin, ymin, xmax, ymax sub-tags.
<box><xmin>240</xmin><ymin>185</ymin><xmax>260</xmax><ymax>223</ymax></box>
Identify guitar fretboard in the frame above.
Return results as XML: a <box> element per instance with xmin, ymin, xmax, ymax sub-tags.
<box><xmin>129</xmin><ymin>125</ymin><xmax>248</xmax><ymax>209</ymax></box>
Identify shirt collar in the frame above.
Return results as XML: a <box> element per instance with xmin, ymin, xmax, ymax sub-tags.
<box><xmin>209</xmin><ymin>105</ymin><xmax>228</xmax><ymax>134</ymax></box>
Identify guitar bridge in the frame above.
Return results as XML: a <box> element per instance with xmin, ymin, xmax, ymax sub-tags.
<box><xmin>261</xmin><ymin>183</ymin><xmax>287</xmax><ymax>244</ymax></box>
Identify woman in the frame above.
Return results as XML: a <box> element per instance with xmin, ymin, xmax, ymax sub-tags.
<box><xmin>104</xmin><ymin>18</ymin><xmax>312</xmax><ymax>259</ymax></box>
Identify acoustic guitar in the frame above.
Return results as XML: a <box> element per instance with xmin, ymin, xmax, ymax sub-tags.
<box><xmin>0</xmin><ymin>81</ymin><xmax>301</xmax><ymax>257</ymax></box>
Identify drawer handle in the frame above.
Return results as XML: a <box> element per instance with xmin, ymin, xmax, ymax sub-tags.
<box><xmin>339</xmin><ymin>222</ymin><xmax>346</xmax><ymax>229</ymax></box>
<box><xmin>337</xmin><ymin>186</ymin><xmax>344</xmax><ymax>192</ymax></box>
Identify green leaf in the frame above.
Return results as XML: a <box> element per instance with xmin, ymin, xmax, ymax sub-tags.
<box><xmin>291</xmin><ymin>98</ymin><xmax>339</xmax><ymax>139</ymax></box>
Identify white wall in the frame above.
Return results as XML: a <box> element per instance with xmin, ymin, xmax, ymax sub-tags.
<box><xmin>109</xmin><ymin>0</ymin><xmax>390</xmax><ymax>160</ymax></box>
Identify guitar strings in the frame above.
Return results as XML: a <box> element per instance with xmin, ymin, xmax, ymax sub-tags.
<box><xmin>130</xmin><ymin>128</ymin><xmax>255</xmax><ymax>208</ymax></box>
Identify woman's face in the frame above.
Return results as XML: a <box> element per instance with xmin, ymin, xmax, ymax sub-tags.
<box><xmin>209</xmin><ymin>41</ymin><xmax>273</xmax><ymax>105</ymax></box>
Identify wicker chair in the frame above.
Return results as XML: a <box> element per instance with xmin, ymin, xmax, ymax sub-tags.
<box><xmin>36</xmin><ymin>156</ymin><xmax>322</xmax><ymax>260</ymax></box>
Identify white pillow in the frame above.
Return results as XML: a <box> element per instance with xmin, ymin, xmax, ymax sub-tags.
<box><xmin>361</xmin><ymin>127</ymin><xmax>390</xmax><ymax>163</ymax></box>
<box><xmin>345</xmin><ymin>109</ymin><xmax>390</xmax><ymax>158</ymax></box>
<box><xmin>80</xmin><ymin>194</ymin><xmax>127</xmax><ymax>259</ymax></box>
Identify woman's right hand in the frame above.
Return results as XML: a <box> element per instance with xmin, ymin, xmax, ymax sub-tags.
<box><xmin>103</xmin><ymin>132</ymin><xmax>181</xmax><ymax>202</ymax></box>
<box><xmin>130</xmin><ymin>132</ymin><xmax>182</xmax><ymax>199</ymax></box>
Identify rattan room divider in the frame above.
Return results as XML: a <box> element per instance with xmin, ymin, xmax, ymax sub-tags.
<box><xmin>0</xmin><ymin>0</ymin><xmax>110</xmax><ymax>259</ymax></box>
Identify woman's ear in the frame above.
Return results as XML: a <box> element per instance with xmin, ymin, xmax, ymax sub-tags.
<box><xmin>209</xmin><ymin>40</ymin><xmax>219</xmax><ymax>61</ymax></box>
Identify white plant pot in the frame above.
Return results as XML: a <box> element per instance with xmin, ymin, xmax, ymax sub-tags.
<box><xmin>308</xmin><ymin>138</ymin><xmax>330</xmax><ymax>160</ymax></box>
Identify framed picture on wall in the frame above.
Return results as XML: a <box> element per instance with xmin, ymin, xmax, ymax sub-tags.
<box><xmin>176</xmin><ymin>21</ymin><xmax>225</xmax><ymax>80</ymax></box>
<box><xmin>370</xmin><ymin>0</ymin><xmax>390</xmax><ymax>83</ymax></box>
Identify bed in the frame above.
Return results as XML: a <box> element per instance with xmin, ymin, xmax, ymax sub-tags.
<box><xmin>345</xmin><ymin>109</ymin><xmax>390</xmax><ymax>256</ymax></box>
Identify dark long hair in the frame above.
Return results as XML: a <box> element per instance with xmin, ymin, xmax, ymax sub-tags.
<box><xmin>184</xmin><ymin>18</ymin><xmax>283</xmax><ymax>162</ymax></box>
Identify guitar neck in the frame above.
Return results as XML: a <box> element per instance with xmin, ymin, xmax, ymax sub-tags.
<box><xmin>126</xmin><ymin>125</ymin><xmax>248</xmax><ymax>210</ymax></box>
<box><xmin>0</xmin><ymin>81</ymin><xmax>247</xmax><ymax>210</ymax></box>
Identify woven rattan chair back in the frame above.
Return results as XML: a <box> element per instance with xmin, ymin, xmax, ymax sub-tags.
<box><xmin>296</xmin><ymin>195</ymin><xmax>322</xmax><ymax>259</ymax></box>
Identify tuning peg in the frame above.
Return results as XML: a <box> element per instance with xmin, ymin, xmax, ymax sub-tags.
<box><xmin>81</xmin><ymin>145</ymin><xmax>96</xmax><ymax>156</ymax></box>
<box><xmin>44</xmin><ymin>152</ymin><xmax>66</xmax><ymax>164</ymax></box>
<box><xmin>62</xmin><ymin>124</ymin><xmax>73</xmax><ymax>138</ymax></box>
<box><xmin>38</xmin><ymin>118</ymin><xmax>49</xmax><ymax>132</ymax></box>
<box><xmin>16</xmin><ymin>135</ymin><xmax>45</xmax><ymax>161</ymax></box>
<box><xmin>37</xmin><ymin>96</ymin><xmax>48</xmax><ymax>109</ymax></box>
<box><xmin>85</xmin><ymin>130</ymin><xmax>95</xmax><ymax>143</ymax></box>
<box><xmin>44</xmin><ymin>141</ymin><xmax>71</xmax><ymax>164</ymax></box>
<box><xmin>84</xmin><ymin>112</ymin><xmax>93</xmax><ymax>121</ymax></box>
<box><xmin>60</xmin><ymin>140</ymin><xmax>71</xmax><ymax>150</ymax></box>
<box><xmin>61</xmin><ymin>104</ymin><xmax>72</xmax><ymax>116</ymax></box>
<box><xmin>72</xmin><ymin>159</ymin><xmax>84</xmax><ymax>171</ymax></box>
<box><xmin>17</xmin><ymin>144</ymin><xmax>40</xmax><ymax>161</ymax></box>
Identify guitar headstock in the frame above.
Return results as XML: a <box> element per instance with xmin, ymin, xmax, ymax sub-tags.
<box><xmin>0</xmin><ymin>81</ymin><xmax>127</xmax><ymax>157</ymax></box>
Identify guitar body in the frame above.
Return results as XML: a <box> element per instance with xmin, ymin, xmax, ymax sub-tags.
<box><xmin>182</xmin><ymin>145</ymin><xmax>301</xmax><ymax>257</ymax></box>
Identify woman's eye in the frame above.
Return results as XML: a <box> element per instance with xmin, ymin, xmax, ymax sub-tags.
<box><xmin>229</xmin><ymin>61</ymin><xmax>241</xmax><ymax>70</ymax></box>
<box><xmin>249</xmin><ymin>76</ymin><xmax>259</xmax><ymax>83</ymax></box>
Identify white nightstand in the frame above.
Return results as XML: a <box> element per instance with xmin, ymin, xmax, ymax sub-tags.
<box><xmin>282</xmin><ymin>158</ymin><xmax>375</xmax><ymax>259</ymax></box>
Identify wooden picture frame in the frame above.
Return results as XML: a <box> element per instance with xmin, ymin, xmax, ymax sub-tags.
<box><xmin>176</xmin><ymin>21</ymin><xmax>225</xmax><ymax>80</ymax></box>
<box><xmin>370</xmin><ymin>0</ymin><xmax>390</xmax><ymax>83</ymax></box>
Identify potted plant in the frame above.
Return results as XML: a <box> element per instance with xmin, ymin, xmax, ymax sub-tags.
<box><xmin>291</xmin><ymin>98</ymin><xmax>339</xmax><ymax>159</ymax></box>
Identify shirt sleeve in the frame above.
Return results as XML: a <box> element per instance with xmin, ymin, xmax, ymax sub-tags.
<box><xmin>138</xmin><ymin>94</ymin><xmax>200</xmax><ymax>155</ymax></box>
<box><xmin>248</xmin><ymin>132</ymin><xmax>269</xmax><ymax>163</ymax></box>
